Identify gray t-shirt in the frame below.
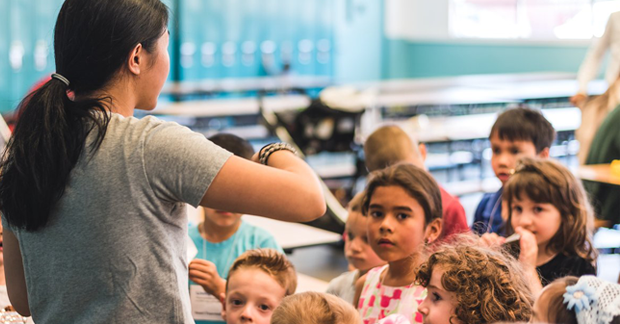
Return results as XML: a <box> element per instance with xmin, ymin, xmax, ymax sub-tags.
<box><xmin>3</xmin><ymin>113</ymin><xmax>231</xmax><ymax>324</ymax></box>
<box><xmin>325</xmin><ymin>270</ymin><xmax>359</xmax><ymax>305</ymax></box>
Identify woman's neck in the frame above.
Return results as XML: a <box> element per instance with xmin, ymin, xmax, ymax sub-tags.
<box><xmin>0</xmin><ymin>266</ymin><xmax>5</xmax><ymax>285</ymax></box>
<box><xmin>83</xmin><ymin>79</ymin><xmax>137</xmax><ymax>117</ymax></box>
<box><xmin>383</xmin><ymin>255</ymin><xmax>419</xmax><ymax>287</ymax></box>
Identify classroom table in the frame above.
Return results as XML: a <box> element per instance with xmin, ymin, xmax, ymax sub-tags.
<box><xmin>187</xmin><ymin>206</ymin><xmax>342</xmax><ymax>251</ymax></box>
<box><xmin>576</xmin><ymin>163</ymin><xmax>620</xmax><ymax>186</ymax></box>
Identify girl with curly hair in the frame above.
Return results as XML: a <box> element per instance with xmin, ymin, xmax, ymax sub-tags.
<box><xmin>481</xmin><ymin>157</ymin><xmax>597</xmax><ymax>296</ymax></box>
<box><xmin>416</xmin><ymin>235</ymin><xmax>533</xmax><ymax>324</ymax></box>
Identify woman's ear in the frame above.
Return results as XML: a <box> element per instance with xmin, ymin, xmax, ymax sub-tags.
<box><xmin>127</xmin><ymin>43</ymin><xmax>144</xmax><ymax>75</ymax></box>
<box><xmin>424</xmin><ymin>218</ymin><xmax>442</xmax><ymax>244</ymax></box>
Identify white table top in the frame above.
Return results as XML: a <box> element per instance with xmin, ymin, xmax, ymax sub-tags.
<box><xmin>243</xmin><ymin>215</ymin><xmax>342</xmax><ymax>250</ymax></box>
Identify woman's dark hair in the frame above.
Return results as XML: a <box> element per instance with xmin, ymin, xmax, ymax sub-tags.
<box><xmin>0</xmin><ymin>0</ymin><xmax>169</xmax><ymax>231</ymax></box>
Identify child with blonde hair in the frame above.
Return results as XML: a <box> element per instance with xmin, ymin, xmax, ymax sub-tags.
<box><xmin>416</xmin><ymin>235</ymin><xmax>533</xmax><ymax>324</ymax></box>
<box><xmin>221</xmin><ymin>249</ymin><xmax>297</xmax><ymax>324</ymax></box>
<box><xmin>482</xmin><ymin>157</ymin><xmax>597</xmax><ymax>295</ymax></box>
<box><xmin>364</xmin><ymin>125</ymin><xmax>468</xmax><ymax>241</ymax></box>
<box><xmin>270</xmin><ymin>291</ymin><xmax>360</xmax><ymax>324</ymax></box>
<box><xmin>533</xmin><ymin>275</ymin><xmax>620</xmax><ymax>324</ymax></box>
<box><xmin>354</xmin><ymin>163</ymin><xmax>443</xmax><ymax>324</ymax></box>
<box><xmin>326</xmin><ymin>191</ymin><xmax>385</xmax><ymax>304</ymax></box>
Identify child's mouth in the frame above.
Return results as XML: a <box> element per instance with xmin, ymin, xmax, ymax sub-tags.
<box><xmin>377</xmin><ymin>238</ymin><xmax>394</xmax><ymax>246</ymax></box>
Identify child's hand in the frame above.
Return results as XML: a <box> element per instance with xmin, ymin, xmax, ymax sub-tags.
<box><xmin>479</xmin><ymin>232</ymin><xmax>505</xmax><ymax>248</ymax></box>
<box><xmin>514</xmin><ymin>227</ymin><xmax>538</xmax><ymax>269</ymax></box>
<box><xmin>189</xmin><ymin>259</ymin><xmax>227</xmax><ymax>298</ymax></box>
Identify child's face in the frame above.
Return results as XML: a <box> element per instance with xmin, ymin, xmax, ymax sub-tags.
<box><xmin>509</xmin><ymin>195</ymin><xmax>561</xmax><ymax>250</ymax></box>
<box><xmin>203</xmin><ymin>207</ymin><xmax>243</xmax><ymax>229</ymax></box>
<box><xmin>367</xmin><ymin>185</ymin><xmax>436</xmax><ymax>262</ymax></box>
<box><xmin>222</xmin><ymin>267</ymin><xmax>286</xmax><ymax>324</ymax></box>
<box><xmin>344</xmin><ymin>211</ymin><xmax>384</xmax><ymax>271</ymax></box>
<box><xmin>419</xmin><ymin>266</ymin><xmax>461</xmax><ymax>324</ymax></box>
<box><xmin>489</xmin><ymin>133</ymin><xmax>539</xmax><ymax>185</ymax></box>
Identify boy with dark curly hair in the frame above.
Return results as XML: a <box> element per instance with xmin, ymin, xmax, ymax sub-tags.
<box><xmin>416</xmin><ymin>235</ymin><xmax>533</xmax><ymax>324</ymax></box>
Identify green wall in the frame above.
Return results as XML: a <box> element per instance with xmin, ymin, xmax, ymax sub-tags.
<box><xmin>382</xmin><ymin>39</ymin><xmax>596</xmax><ymax>79</ymax></box>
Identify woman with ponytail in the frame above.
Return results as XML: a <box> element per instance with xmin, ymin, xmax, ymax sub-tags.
<box><xmin>0</xmin><ymin>1</ymin><xmax>325</xmax><ymax>323</ymax></box>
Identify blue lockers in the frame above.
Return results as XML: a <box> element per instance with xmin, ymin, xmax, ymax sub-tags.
<box><xmin>0</xmin><ymin>0</ymin><xmax>375</xmax><ymax>113</ymax></box>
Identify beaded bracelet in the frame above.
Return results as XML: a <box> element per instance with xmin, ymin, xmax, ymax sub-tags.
<box><xmin>259</xmin><ymin>143</ymin><xmax>298</xmax><ymax>165</ymax></box>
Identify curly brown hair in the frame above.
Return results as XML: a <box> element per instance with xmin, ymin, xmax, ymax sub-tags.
<box><xmin>416</xmin><ymin>235</ymin><xmax>534</xmax><ymax>323</ymax></box>
<box><xmin>503</xmin><ymin>157</ymin><xmax>597</xmax><ymax>264</ymax></box>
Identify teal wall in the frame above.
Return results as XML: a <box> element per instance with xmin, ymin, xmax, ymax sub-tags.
<box><xmin>382</xmin><ymin>39</ymin><xmax>594</xmax><ymax>80</ymax></box>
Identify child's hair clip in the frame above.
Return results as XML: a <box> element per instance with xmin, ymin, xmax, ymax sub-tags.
<box><xmin>562</xmin><ymin>275</ymin><xmax>620</xmax><ymax>324</ymax></box>
<box><xmin>563</xmin><ymin>280</ymin><xmax>596</xmax><ymax>312</ymax></box>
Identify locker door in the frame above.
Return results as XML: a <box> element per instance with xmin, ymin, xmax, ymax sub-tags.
<box><xmin>0</xmin><ymin>0</ymin><xmax>10</xmax><ymax>112</ymax></box>
<box><xmin>221</xmin><ymin>0</ymin><xmax>242</xmax><ymax>79</ymax></box>
<box><xmin>315</xmin><ymin>0</ymin><xmax>334</xmax><ymax>77</ymax></box>
<box><xmin>237</xmin><ymin>0</ymin><xmax>259</xmax><ymax>78</ymax></box>
<box><xmin>7</xmin><ymin>0</ymin><xmax>33</xmax><ymax>112</ymax></box>
<box><xmin>294</xmin><ymin>0</ymin><xmax>317</xmax><ymax>76</ymax></box>
<box><xmin>200</xmin><ymin>0</ymin><xmax>222</xmax><ymax>80</ymax></box>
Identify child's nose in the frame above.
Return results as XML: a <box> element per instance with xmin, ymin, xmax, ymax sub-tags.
<box><xmin>379</xmin><ymin>217</ymin><xmax>395</xmax><ymax>233</ymax></box>
<box><xmin>517</xmin><ymin>213</ymin><xmax>533</xmax><ymax>227</ymax></box>
<box><xmin>418</xmin><ymin>297</ymin><xmax>429</xmax><ymax>315</ymax></box>
<box><xmin>240</xmin><ymin>306</ymin><xmax>254</xmax><ymax>322</ymax></box>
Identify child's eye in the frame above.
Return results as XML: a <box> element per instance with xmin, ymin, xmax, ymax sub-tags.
<box><xmin>511</xmin><ymin>148</ymin><xmax>520</xmax><ymax>155</ymax></box>
<box><xmin>370</xmin><ymin>211</ymin><xmax>383</xmax><ymax>218</ymax></box>
<box><xmin>361</xmin><ymin>235</ymin><xmax>369</xmax><ymax>243</ymax></box>
<box><xmin>512</xmin><ymin>206</ymin><xmax>523</xmax><ymax>213</ymax></box>
<box><xmin>431</xmin><ymin>292</ymin><xmax>442</xmax><ymax>302</ymax></box>
<box><xmin>492</xmin><ymin>148</ymin><xmax>501</xmax><ymax>155</ymax></box>
<box><xmin>396</xmin><ymin>213</ymin><xmax>409</xmax><ymax>220</ymax></box>
<box><xmin>534</xmin><ymin>206</ymin><xmax>543</xmax><ymax>213</ymax></box>
<box><xmin>259</xmin><ymin>304</ymin><xmax>270</xmax><ymax>311</ymax></box>
<box><xmin>231</xmin><ymin>299</ymin><xmax>243</xmax><ymax>306</ymax></box>
<box><xmin>347</xmin><ymin>232</ymin><xmax>355</xmax><ymax>240</ymax></box>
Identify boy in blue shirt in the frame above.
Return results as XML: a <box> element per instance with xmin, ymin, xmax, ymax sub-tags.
<box><xmin>473</xmin><ymin>108</ymin><xmax>555</xmax><ymax>235</ymax></box>
<box><xmin>188</xmin><ymin>133</ymin><xmax>283</xmax><ymax>324</ymax></box>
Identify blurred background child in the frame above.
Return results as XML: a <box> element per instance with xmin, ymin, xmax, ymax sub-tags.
<box><xmin>364</xmin><ymin>125</ymin><xmax>468</xmax><ymax>241</ymax></box>
<box><xmin>354</xmin><ymin>163</ymin><xmax>442</xmax><ymax>324</ymax></box>
<box><xmin>473</xmin><ymin>108</ymin><xmax>555</xmax><ymax>236</ymax></box>
<box><xmin>222</xmin><ymin>249</ymin><xmax>297</xmax><ymax>324</ymax></box>
<box><xmin>416</xmin><ymin>235</ymin><xmax>533</xmax><ymax>324</ymax></box>
<box><xmin>482</xmin><ymin>158</ymin><xmax>597</xmax><ymax>295</ymax></box>
<box><xmin>188</xmin><ymin>133</ymin><xmax>283</xmax><ymax>324</ymax></box>
<box><xmin>533</xmin><ymin>275</ymin><xmax>620</xmax><ymax>324</ymax></box>
<box><xmin>326</xmin><ymin>191</ymin><xmax>385</xmax><ymax>304</ymax></box>
<box><xmin>270</xmin><ymin>291</ymin><xmax>360</xmax><ymax>324</ymax></box>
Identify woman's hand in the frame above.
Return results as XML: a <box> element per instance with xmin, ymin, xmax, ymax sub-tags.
<box><xmin>188</xmin><ymin>259</ymin><xmax>227</xmax><ymax>298</ymax></box>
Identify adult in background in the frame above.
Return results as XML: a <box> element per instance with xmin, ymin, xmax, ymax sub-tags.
<box><xmin>0</xmin><ymin>1</ymin><xmax>325</xmax><ymax>323</ymax></box>
<box><xmin>571</xmin><ymin>11</ymin><xmax>620</xmax><ymax>106</ymax></box>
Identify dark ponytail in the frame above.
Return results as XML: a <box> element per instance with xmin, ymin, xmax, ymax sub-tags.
<box><xmin>0</xmin><ymin>0</ymin><xmax>168</xmax><ymax>231</ymax></box>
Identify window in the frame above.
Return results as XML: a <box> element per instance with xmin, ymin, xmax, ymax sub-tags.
<box><xmin>449</xmin><ymin>0</ymin><xmax>620</xmax><ymax>40</ymax></box>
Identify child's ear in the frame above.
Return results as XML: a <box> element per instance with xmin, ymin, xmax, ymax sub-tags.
<box><xmin>418</xmin><ymin>143</ymin><xmax>427</xmax><ymax>163</ymax></box>
<box><xmin>537</xmin><ymin>147</ymin><xmax>550</xmax><ymax>159</ymax></box>
<box><xmin>220</xmin><ymin>293</ymin><xmax>227</xmax><ymax>321</ymax></box>
<box><xmin>424</xmin><ymin>218</ymin><xmax>442</xmax><ymax>244</ymax></box>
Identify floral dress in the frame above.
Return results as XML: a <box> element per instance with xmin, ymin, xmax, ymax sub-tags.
<box><xmin>358</xmin><ymin>265</ymin><xmax>426</xmax><ymax>324</ymax></box>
